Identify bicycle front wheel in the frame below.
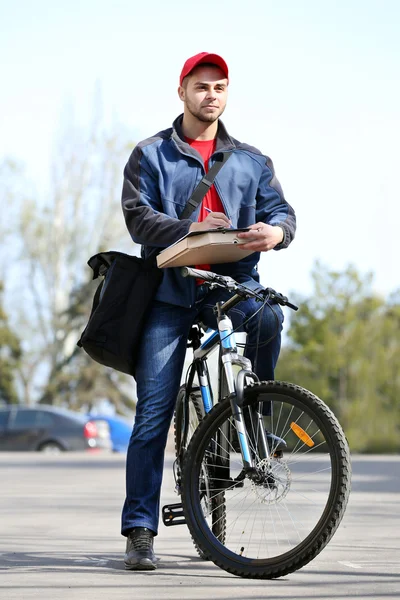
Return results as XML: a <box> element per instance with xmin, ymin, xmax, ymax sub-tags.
<box><xmin>181</xmin><ymin>381</ymin><xmax>351</xmax><ymax>579</ymax></box>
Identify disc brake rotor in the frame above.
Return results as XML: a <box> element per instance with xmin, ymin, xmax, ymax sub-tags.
<box><xmin>250</xmin><ymin>458</ymin><xmax>291</xmax><ymax>504</ymax></box>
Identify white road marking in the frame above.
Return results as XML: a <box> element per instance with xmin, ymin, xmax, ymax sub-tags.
<box><xmin>73</xmin><ymin>557</ymin><xmax>108</xmax><ymax>565</ymax></box>
<box><xmin>338</xmin><ymin>561</ymin><xmax>363</xmax><ymax>569</ymax></box>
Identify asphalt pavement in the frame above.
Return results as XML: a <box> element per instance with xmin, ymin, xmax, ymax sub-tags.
<box><xmin>0</xmin><ymin>449</ymin><xmax>399</xmax><ymax>600</ymax></box>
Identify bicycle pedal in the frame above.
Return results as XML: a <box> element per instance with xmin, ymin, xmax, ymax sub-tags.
<box><xmin>162</xmin><ymin>503</ymin><xmax>187</xmax><ymax>527</ymax></box>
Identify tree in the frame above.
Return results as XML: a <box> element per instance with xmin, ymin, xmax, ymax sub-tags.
<box><xmin>0</xmin><ymin>281</ymin><xmax>21</xmax><ymax>404</ymax></box>
<box><xmin>1</xmin><ymin>109</ymin><xmax>137</xmax><ymax>412</ymax></box>
<box><xmin>276</xmin><ymin>262</ymin><xmax>400</xmax><ymax>452</ymax></box>
<box><xmin>38</xmin><ymin>278</ymin><xmax>136</xmax><ymax>413</ymax></box>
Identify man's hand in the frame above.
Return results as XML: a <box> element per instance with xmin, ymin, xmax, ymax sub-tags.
<box><xmin>189</xmin><ymin>211</ymin><xmax>232</xmax><ymax>233</ymax></box>
<box><xmin>236</xmin><ymin>223</ymin><xmax>284</xmax><ymax>252</ymax></box>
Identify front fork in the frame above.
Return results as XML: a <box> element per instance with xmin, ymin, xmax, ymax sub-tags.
<box><xmin>218</xmin><ymin>311</ymin><xmax>271</xmax><ymax>471</ymax></box>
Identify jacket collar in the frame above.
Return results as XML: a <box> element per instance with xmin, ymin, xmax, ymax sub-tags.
<box><xmin>171</xmin><ymin>114</ymin><xmax>236</xmax><ymax>157</ymax></box>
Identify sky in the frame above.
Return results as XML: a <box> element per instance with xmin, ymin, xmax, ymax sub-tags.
<box><xmin>1</xmin><ymin>0</ymin><xmax>399</xmax><ymax>303</ymax></box>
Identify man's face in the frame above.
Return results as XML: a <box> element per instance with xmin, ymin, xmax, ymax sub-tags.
<box><xmin>179</xmin><ymin>65</ymin><xmax>228</xmax><ymax>123</ymax></box>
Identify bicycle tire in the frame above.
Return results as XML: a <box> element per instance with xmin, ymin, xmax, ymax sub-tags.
<box><xmin>174</xmin><ymin>385</ymin><xmax>226</xmax><ymax>559</ymax></box>
<box><xmin>174</xmin><ymin>385</ymin><xmax>204</xmax><ymax>457</ymax></box>
<box><xmin>181</xmin><ymin>380</ymin><xmax>351</xmax><ymax>579</ymax></box>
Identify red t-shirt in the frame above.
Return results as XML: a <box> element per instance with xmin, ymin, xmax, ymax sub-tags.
<box><xmin>185</xmin><ymin>137</ymin><xmax>225</xmax><ymax>273</ymax></box>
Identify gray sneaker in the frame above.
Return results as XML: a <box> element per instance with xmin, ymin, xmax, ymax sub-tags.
<box><xmin>124</xmin><ymin>527</ymin><xmax>157</xmax><ymax>571</ymax></box>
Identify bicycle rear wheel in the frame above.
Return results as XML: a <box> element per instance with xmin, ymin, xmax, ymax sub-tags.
<box><xmin>174</xmin><ymin>385</ymin><xmax>226</xmax><ymax>558</ymax></box>
<box><xmin>181</xmin><ymin>380</ymin><xmax>351</xmax><ymax>579</ymax></box>
<box><xmin>174</xmin><ymin>385</ymin><xmax>204</xmax><ymax>458</ymax></box>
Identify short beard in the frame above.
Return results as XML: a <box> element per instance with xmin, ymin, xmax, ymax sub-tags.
<box><xmin>185</xmin><ymin>99</ymin><xmax>225</xmax><ymax>123</ymax></box>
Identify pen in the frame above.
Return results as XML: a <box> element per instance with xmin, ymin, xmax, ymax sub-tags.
<box><xmin>204</xmin><ymin>207</ymin><xmax>233</xmax><ymax>229</ymax></box>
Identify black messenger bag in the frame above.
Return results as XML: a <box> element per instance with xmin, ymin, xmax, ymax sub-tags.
<box><xmin>77</xmin><ymin>251</ymin><xmax>162</xmax><ymax>375</ymax></box>
<box><xmin>77</xmin><ymin>151</ymin><xmax>233</xmax><ymax>376</ymax></box>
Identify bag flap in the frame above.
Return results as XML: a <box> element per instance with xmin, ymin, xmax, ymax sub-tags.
<box><xmin>87</xmin><ymin>252</ymin><xmax>120</xmax><ymax>279</ymax></box>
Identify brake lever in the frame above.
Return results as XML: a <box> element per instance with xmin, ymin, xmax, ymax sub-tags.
<box><xmin>263</xmin><ymin>287</ymin><xmax>299</xmax><ymax>311</ymax></box>
<box><xmin>236</xmin><ymin>283</ymin><xmax>264</xmax><ymax>302</ymax></box>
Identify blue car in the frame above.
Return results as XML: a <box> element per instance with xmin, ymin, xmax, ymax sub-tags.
<box><xmin>88</xmin><ymin>414</ymin><xmax>133</xmax><ymax>453</ymax></box>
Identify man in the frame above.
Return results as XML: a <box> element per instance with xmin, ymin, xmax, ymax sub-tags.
<box><xmin>121</xmin><ymin>52</ymin><xmax>296</xmax><ymax>570</ymax></box>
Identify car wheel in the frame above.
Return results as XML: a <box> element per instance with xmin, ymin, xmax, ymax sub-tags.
<box><xmin>38</xmin><ymin>442</ymin><xmax>64</xmax><ymax>454</ymax></box>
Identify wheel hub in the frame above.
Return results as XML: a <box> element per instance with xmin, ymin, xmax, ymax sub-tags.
<box><xmin>250</xmin><ymin>458</ymin><xmax>291</xmax><ymax>504</ymax></box>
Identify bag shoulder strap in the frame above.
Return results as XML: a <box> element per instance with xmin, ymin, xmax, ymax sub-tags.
<box><xmin>103</xmin><ymin>151</ymin><xmax>233</xmax><ymax>269</ymax></box>
<box><xmin>179</xmin><ymin>151</ymin><xmax>233</xmax><ymax>220</ymax></box>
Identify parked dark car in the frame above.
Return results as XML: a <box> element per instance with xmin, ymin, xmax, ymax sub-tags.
<box><xmin>88</xmin><ymin>414</ymin><xmax>133</xmax><ymax>453</ymax></box>
<box><xmin>0</xmin><ymin>405</ymin><xmax>112</xmax><ymax>453</ymax></box>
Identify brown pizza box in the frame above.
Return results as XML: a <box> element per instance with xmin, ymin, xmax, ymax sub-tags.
<box><xmin>156</xmin><ymin>228</ymin><xmax>255</xmax><ymax>268</ymax></box>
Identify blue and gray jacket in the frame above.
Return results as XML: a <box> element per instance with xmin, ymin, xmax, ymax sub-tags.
<box><xmin>121</xmin><ymin>114</ymin><xmax>296</xmax><ymax>308</ymax></box>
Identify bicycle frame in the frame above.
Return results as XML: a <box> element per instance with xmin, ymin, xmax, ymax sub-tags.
<box><xmin>164</xmin><ymin>269</ymin><xmax>302</xmax><ymax>530</ymax></box>
<box><xmin>182</xmin><ymin>297</ymin><xmax>271</xmax><ymax>473</ymax></box>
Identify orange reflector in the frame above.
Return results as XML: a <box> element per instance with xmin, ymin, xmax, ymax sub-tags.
<box><xmin>290</xmin><ymin>422</ymin><xmax>315</xmax><ymax>447</ymax></box>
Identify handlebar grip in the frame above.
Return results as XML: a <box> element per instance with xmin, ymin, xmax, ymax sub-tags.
<box><xmin>287</xmin><ymin>301</ymin><xmax>299</xmax><ymax>311</ymax></box>
<box><xmin>180</xmin><ymin>267</ymin><xmax>216</xmax><ymax>281</ymax></box>
<box><xmin>180</xmin><ymin>267</ymin><xmax>192</xmax><ymax>278</ymax></box>
<box><xmin>263</xmin><ymin>287</ymin><xmax>298</xmax><ymax>311</ymax></box>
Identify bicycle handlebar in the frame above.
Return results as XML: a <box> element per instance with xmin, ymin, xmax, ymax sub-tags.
<box><xmin>180</xmin><ymin>267</ymin><xmax>298</xmax><ymax>311</ymax></box>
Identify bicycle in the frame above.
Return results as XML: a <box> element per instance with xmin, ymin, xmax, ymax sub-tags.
<box><xmin>162</xmin><ymin>266</ymin><xmax>351</xmax><ymax>579</ymax></box>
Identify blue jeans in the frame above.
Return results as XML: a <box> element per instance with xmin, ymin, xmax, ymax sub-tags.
<box><xmin>121</xmin><ymin>285</ymin><xmax>283</xmax><ymax>536</ymax></box>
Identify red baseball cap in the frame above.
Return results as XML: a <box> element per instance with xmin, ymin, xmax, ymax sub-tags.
<box><xmin>179</xmin><ymin>52</ymin><xmax>229</xmax><ymax>86</ymax></box>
